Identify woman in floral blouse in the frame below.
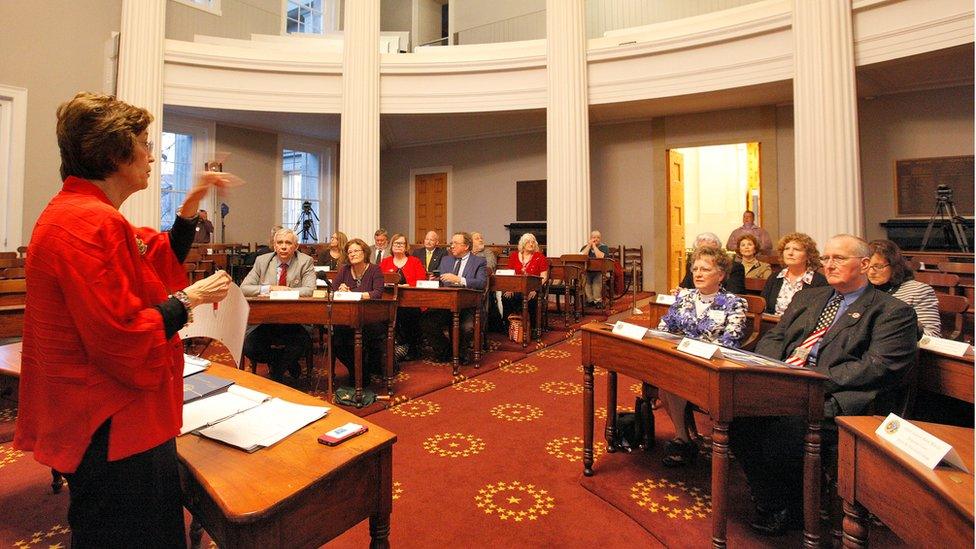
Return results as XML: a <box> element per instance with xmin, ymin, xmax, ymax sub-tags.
<box><xmin>657</xmin><ymin>246</ymin><xmax>747</xmax><ymax>466</ymax></box>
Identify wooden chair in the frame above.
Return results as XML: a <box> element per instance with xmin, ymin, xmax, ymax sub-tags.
<box><xmin>936</xmin><ymin>293</ymin><xmax>970</xmax><ymax>342</ymax></box>
<box><xmin>546</xmin><ymin>261</ymin><xmax>583</xmax><ymax>327</ymax></box>
<box><xmin>16</xmin><ymin>246</ymin><xmax>27</xmax><ymax>258</ymax></box>
<box><xmin>0</xmin><ymin>258</ymin><xmax>24</xmax><ymax>269</ymax></box>
<box><xmin>743</xmin><ymin>277</ymin><xmax>766</xmax><ymax>296</ymax></box>
<box><xmin>1</xmin><ymin>268</ymin><xmax>25</xmax><ymax>279</ymax></box>
<box><xmin>938</xmin><ymin>262</ymin><xmax>974</xmax><ymax>296</ymax></box>
<box><xmin>0</xmin><ymin>252</ymin><xmax>16</xmax><ymax>260</ymax></box>
<box><xmin>739</xmin><ymin>294</ymin><xmax>767</xmax><ymax>351</ymax></box>
<box><xmin>914</xmin><ymin>271</ymin><xmax>960</xmax><ymax>295</ymax></box>
<box><xmin>622</xmin><ymin>245</ymin><xmax>644</xmax><ymax>292</ymax></box>
<box><xmin>0</xmin><ymin>279</ymin><xmax>27</xmax><ymax>307</ymax></box>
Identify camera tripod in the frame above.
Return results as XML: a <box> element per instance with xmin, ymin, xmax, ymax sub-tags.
<box><xmin>920</xmin><ymin>193</ymin><xmax>970</xmax><ymax>252</ymax></box>
<box><xmin>295</xmin><ymin>201</ymin><xmax>319</xmax><ymax>243</ymax></box>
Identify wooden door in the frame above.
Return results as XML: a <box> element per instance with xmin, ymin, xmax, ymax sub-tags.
<box><xmin>667</xmin><ymin>150</ymin><xmax>685</xmax><ymax>289</ymax></box>
<box><xmin>414</xmin><ymin>172</ymin><xmax>447</xmax><ymax>243</ymax></box>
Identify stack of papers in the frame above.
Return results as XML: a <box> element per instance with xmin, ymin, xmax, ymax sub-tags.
<box><xmin>183</xmin><ymin>354</ymin><xmax>211</xmax><ymax>377</ymax></box>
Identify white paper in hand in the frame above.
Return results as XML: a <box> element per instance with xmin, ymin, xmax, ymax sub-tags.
<box><xmin>179</xmin><ymin>282</ymin><xmax>250</xmax><ymax>368</ymax></box>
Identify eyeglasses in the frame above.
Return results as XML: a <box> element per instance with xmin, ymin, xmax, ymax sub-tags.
<box><xmin>822</xmin><ymin>255</ymin><xmax>864</xmax><ymax>265</ymax></box>
<box><xmin>392</xmin><ymin>241</ymin><xmax>406</xmax><ymax>247</ymax></box>
<box><xmin>347</xmin><ymin>249</ymin><xmax>364</xmax><ymax>256</ymax></box>
<box><xmin>138</xmin><ymin>140</ymin><xmax>154</xmax><ymax>154</ymax></box>
<box><xmin>867</xmin><ymin>263</ymin><xmax>890</xmax><ymax>272</ymax></box>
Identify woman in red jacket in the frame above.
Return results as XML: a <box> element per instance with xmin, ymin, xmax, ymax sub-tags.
<box><xmin>14</xmin><ymin>92</ymin><xmax>236</xmax><ymax>547</ymax></box>
<box><xmin>380</xmin><ymin>233</ymin><xmax>427</xmax><ymax>359</ymax></box>
<box><xmin>502</xmin><ymin>232</ymin><xmax>549</xmax><ymax>330</ymax></box>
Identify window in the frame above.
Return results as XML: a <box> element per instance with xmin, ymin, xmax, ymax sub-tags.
<box><xmin>282</xmin><ymin>150</ymin><xmax>322</xmax><ymax>242</ymax></box>
<box><xmin>159</xmin><ymin>132</ymin><xmax>194</xmax><ymax>231</ymax></box>
<box><xmin>0</xmin><ymin>84</ymin><xmax>27</xmax><ymax>251</ymax></box>
<box><xmin>284</xmin><ymin>0</ymin><xmax>339</xmax><ymax>34</ymax></box>
<box><xmin>173</xmin><ymin>0</ymin><xmax>221</xmax><ymax>16</ymax></box>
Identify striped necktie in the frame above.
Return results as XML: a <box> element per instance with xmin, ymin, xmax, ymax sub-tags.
<box><xmin>278</xmin><ymin>262</ymin><xmax>289</xmax><ymax>286</ymax></box>
<box><xmin>784</xmin><ymin>293</ymin><xmax>844</xmax><ymax>367</ymax></box>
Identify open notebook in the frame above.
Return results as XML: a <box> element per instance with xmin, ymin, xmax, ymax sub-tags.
<box><xmin>181</xmin><ymin>384</ymin><xmax>330</xmax><ymax>452</ymax></box>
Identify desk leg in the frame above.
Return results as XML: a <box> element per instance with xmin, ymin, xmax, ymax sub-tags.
<box><xmin>451</xmin><ymin>311</ymin><xmax>461</xmax><ymax>376</ymax></box>
<box><xmin>605</xmin><ymin>371</ymin><xmax>618</xmax><ymax>452</ymax></box>
<box><xmin>710</xmin><ymin>421</ymin><xmax>730</xmax><ymax>549</ymax></box>
<box><xmin>473</xmin><ymin>305</ymin><xmax>482</xmax><ymax>367</ymax></box>
<box><xmin>521</xmin><ymin>295</ymin><xmax>529</xmax><ymax>348</ymax></box>
<box><xmin>534</xmin><ymin>292</ymin><xmax>543</xmax><ymax>341</ymax></box>
<box><xmin>354</xmin><ymin>328</ymin><xmax>364</xmax><ymax>405</ymax></box>
<box><xmin>370</xmin><ymin>447</ymin><xmax>393</xmax><ymax>549</ymax></box>
<box><xmin>841</xmin><ymin>500</ymin><xmax>869</xmax><ymax>548</ymax></box>
<box><xmin>385</xmin><ymin>318</ymin><xmax>395</xmax><ymax>397</ymax></box>
<box><xmin>802</xmin><ymin>421</ymin><xmax>822</xmax><ymax>548</ymax></box>
<box><xmin>583</xmin><ymin>362</ymin><xmax>595</xmax><ymax>476</ymax></box>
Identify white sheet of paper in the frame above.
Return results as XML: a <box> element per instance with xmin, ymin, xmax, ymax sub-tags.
<box><xmin>676</xmin><ymin>337</ymin><xmax>722</xmax><ymax>360</ymax></box>
<box><xmin>876</xmin><ymin>413</ymin><xmax>970</xmax><ymax>472</ymax></box>
<box><xmin>918</xmin><ymin>335</ymin><xmax>972</xmax><ymax>357</ymax></box>
<box><xmin>495</xmin><ymin>269</ymin><xmax>516</xmax><ymax>275</ymax></box>
<box><xmin>611</xmin><ymin>321</ymin><xmax>648</xmax><ymax>341</ymax></box>
<box><xmin>332</xmin><ymin>291</ymin><xmax>363</xmax><ymax>301</ymax></box>
<box><xmin>182</xmin><ymin>354</ymin><xmax>209</xmax><ymax>377</ymax></box>
<box><xmin>655</xmin><ymin>294</ymin><xmax>676</xmax><ymax>305</ymax></box>
<box><xmin>269</xmin><ymin>289</ymin><xmax>300</xmax><ymax>300</ymax></box>
<box><xmin>416</xmin><ymin>280</ymin><xmax>439</xmax><ymax>288</ymax></box>
<box><xmin>178</xmin><ymin>283</ymin><xmax>250</xmax><ymax>368</ymax></box>
<box><xmin>180</xmin><ymin>385</ymin><xmax>270</xmax><ymax>435</ymax></box>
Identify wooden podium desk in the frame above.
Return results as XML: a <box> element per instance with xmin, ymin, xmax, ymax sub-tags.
<box><xmin>178</xmin><ymin>363</ymin><xmax>396</xmax><ymax>549</ymax></box>
<box><xmin>247</xmin><ymin>297</ymin><xmax>396</xmax><ymax>404</ymax></box>
<box><xmin>490</xmin><ymin>274</ymin><xmax>543</xmax><ymax>347</ymax></box>
<box><xmin>581</xmin><ymin>323</ymin><xmax>827</xmax><ymax>549</ymax></box>
<box><xmin>837</xmin><ymin>416</ymin><xmax>973</xmax><ymax>548</ymax></box>
<box><xmin>397</xmin><ymin>287</ymin><xmax>483</xmax><ymax>375</ymax></box>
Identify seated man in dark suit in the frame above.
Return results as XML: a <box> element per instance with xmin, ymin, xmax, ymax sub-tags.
<box><xmin>679</xmin><ymin>232</ymin><xmax>745</xmax><ymax>294</ymax></box>
<box><xmin>730</xmin><ymin>234</ymin><xmax>918</xmax><ymax>536</ymax></box>
<box><xmin>422</xmin><ymin>232</ymin><xmax>488</xmax><ymax>361</ymax></box>
<box><xmin>411</xmin><ymin>230</ymin><xmax>447</xmax><ymax>273</ymax></box>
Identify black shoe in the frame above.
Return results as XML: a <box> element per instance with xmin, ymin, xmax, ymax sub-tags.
<box><xmin>662</xmin><ymin>438</ymin><xmax>697</xmax><ymax>467</ymax></box>
<box><xmin>750</xmin><ymin>506</ymin><xmax>802</xmax><ymax>537</ymax></box>
<box><xmin>287</xmin><ymin>363</ymin><xmax>301</xmax><ymax>379</ymax></box>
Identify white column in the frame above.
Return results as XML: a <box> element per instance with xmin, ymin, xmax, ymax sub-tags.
<box><xmin>546</xmin><ymin>0</ymin><xmax>591</xmax><ymax>256</ymax></box>
<box><xmin>792</xmin><ymin>0</ymin><xmax>863</xmax><ymax>244</ymax></box>
<box><xmin>117</xmin><ymin>0</ymin><xmax>166</xmax><ymax>229</ymax></box>
<box><xmin>337</xmin><ymin>0</ymin><xmax>381</xmax><ymax>240</ymax></box>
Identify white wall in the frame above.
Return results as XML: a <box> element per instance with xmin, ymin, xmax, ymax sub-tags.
<box><xmin>166</xmin><ymin>0</ymin><xmax>281</xmax><ymax>41</ymax></box>
<box><xmin>215</xmin><ymin>124</ymin><xmax>279</xmax><ymax>246</ymax></box>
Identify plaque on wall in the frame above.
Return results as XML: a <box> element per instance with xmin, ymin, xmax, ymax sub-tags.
<box><xmin>895</xmin><ymin>156</ymin><xmax>974</xmax><ymax>217</ymax></box>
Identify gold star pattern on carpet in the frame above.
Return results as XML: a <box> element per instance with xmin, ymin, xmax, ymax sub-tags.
<box><xmin>500</xmin><ymin>362</ymin><xmax>539</xmax><ymax>375</ymax></box>
<box><xmin>629</xmin><ymin>477</ymin><xmax>711</xmax><ymax>521</ymax></box>
<box><xmin>474</xmin><ymin>481</ymin><xmax>556</xmax><ymax>522</ymax></box>
<box><xmin>489</xmin><ymin>403</ymin><xmax>544</xmax><ymax>422</ymax></box>
<box><xmin>539</xmin><ymin>381</ymin><xmax>583</xmax><ymax>396</ymax></box>
<box><xmin>575</xmin><ymin>364</ymin><xmax>607</xmax><ymax>376</ymax></box>
<box><xmin>566</xmin><ymin>336</ymin><xmax>582</xmax><ymax>346</ymax></box>
<box><xmin>595</xmin><ymin>406</ymin><xmax>634</xmax><ymax>421</ymax></box>
<box><xmin>451</xmin><ymin>379</ymin><xmax>496</xmax><ymax>393</ymax></box>
<box><xmin>545</xmin><ymin>435</ymin><xmax>606</xmax><ymax>463</ymax></box>
<box><xmin>0</xmin><ymin>445</ymin><xmax>25</xmax><ymax>469</ymax></box>
<box><xmin>422</xmin><ymin>432</ymin><xmax>487</xmax><ymax>458</ymax></box>
<box><xmin>390</xmin><ymin>398</ymin><xmax>441</xmax><ymax>418</ymax></box>
<box><xmin>393</xmin><ymin>481</ymin><xmax>404</xmax><ymax>501</ymax></box>
<box><xmin>536</xmin><ymin>349</ymin><xmax>571</xmax><ymax>360</ymax></box>
<box><xmin>12</xmin><ymin>524</ymin><xmax>70</xmax><ymax>548</ymax></box>
<box><xmin>0</xmin><ymin>406</ymin><xmax>17</xmax><ymax>422</ymax></box>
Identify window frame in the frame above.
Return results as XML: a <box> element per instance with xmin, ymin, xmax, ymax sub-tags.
<box><xmin>160</xmin><ymin>115</ymin><xmax>215</xmax><ymax>233</ymax></box>
<box><xmin>0</xmin><ymin>84</ymin><xmax>27</xmax><ymax>252</ymax></box>
<box><xmin>173</xmin><ymin>0</ymin><xmax>222</xmax><ymax>17</ymax></box>
<box><xmin>281</xmin><ymin>0</ymin><xmax>340</xmax><ymax>35</ymax></box>
<box><xmin>277</xmin><ymin>134</ymin><xmax>336</xmax><ymax>244</ymax></box>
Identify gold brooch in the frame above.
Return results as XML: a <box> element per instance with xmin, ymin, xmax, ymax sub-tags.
<box><xmin>135</xmin><ymin>236</ymin><xmax>147</xmax><ymax>256</ymax></box>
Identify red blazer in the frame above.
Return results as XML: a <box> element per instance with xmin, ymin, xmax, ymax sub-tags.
<box><xmin>14</xmin><ymin>177</ymin><xmax>187</xmax><ymax>473</ymax></box>
<box><xmin>380</xmin><ymin>255</ymin><xmax>427</xmax><ymax>286</ymax></box>
<box><xmin>506</xmin><ymin>251</ymin><xmax>548</xmax><ymax>277</ymax></box>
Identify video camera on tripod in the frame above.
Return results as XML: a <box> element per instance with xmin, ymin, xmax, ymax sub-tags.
<box><xmin>921</xmin><ymin>184</ymin><xmax>970</xmax><ymax>252</ymax></box>
<box><xmin>295</xmin><ymin>200</ymin><xmax>319</xmax><ymax>243</ymax></box>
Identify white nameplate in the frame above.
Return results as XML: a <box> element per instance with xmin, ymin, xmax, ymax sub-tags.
<box><xmin>611</xmin><ymin>321</ymin><xmax>648</xmax><ymax>341</ymax></box>
<box><xmin>676</xmin><ymin>337</ymin><xmax>723</xmax><ymax>360</ymax></box>
<box><xmin>416</xmin><ymin>280</ymin><xmax>440</xmax><ymax>288</ymax></box>
<box><xmin>314</xmin><ymin>265</ymin><xmax>330</xmax><ymax>273</ymax></box>
<box><xmin>332</xmin><ymin>291</ymin><xmax>363</xmax><ymax>301</ymax></box>
<box><xmin>312</xmin><ymin>289</ymin><xmax>327</xmax><ymax>298</ymax></box>
<box><xmin>269</xmin><ymin>290</ymin><xmax>300</xmax><ymax>300</ymax></box>
<box><xmin>495</xmin><ymin>269</ymin><xmax>516</xmax><ymax>276</ymax></box>
<box><xmin>206</xmin><ymin>248</ymin><xmax>213</xmax><ymax>255</ymax></box>
<box><xmin>918</xmin><ymin>335</ymin><xmax>972</xmax><ymax>357</ymax></box>
<box><xmin>655</xmin><ymin>294</ymin><xmax>676</xmax><ymax>305</ymax></box>
<box><xmin>876</xmin><ymin>413</ymin><xmax>970</xmax><ymax>472</ymax></box>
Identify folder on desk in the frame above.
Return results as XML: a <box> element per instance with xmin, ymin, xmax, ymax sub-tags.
<box><xmin>183</xmin><ymin>372</ymin><xmax>235</xmax><ymax>403</ymax></box>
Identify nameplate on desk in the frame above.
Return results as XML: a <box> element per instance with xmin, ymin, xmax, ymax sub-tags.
<box><xmin>677</xmin><ymin>338</ymin><xmax>722</xmax><ymax>360</ymax></box>
<box><xmin>918</xmin><ymin>335</ymin><xmax>972</xmax><ymax>357</ymax></box>
<box><xmin>416</xmin><ymin>280</ymin><xmax>440</xmax><ymax>288</ymax></box>
<box><xmin>876</xmin><ymin>413</ymin><xmax>970</xmax><ymax>472</ymax></box>
<box><xmin>495</xmin><ymin>269</ymin><xmax>516</xmax><ymax>276</ymax></box>
<box><xmin>611</xmin><ymin>321</ymin><xmax>648</xmax><ymax>341</ymax></box>
<box><xmin>312</xmin><ymin>289</ymin><xmax>327</xmax><ymax>298</ymax></box>
<box><xmin>206</xmin><ymin>248</ymin><xmax>213</xmax><ymax>255</ymax></box>
<box><xmin>332</xmin><ymin>291</ymin><xmax>362</xmax><ymax>301</ymax></box>
<box><xmin>269</xmin><ymin>290</ymin><xmax>300</xmax><ymax>300</ymax></box>
<box><xmin>655</xmin><ymin>294</ymin><xmax>676</xmax><ymax>305</ymax></box>
<box><xmin>314</xmin><ymin>266</ymin><xmax>330</xmax><ymax>273</ymax></box>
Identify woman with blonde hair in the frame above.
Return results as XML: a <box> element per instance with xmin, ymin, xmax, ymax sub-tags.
<box><xmin>317</xmin><ymin>230</ymin><xmax>348</xmax><ymax>270</ymax></box>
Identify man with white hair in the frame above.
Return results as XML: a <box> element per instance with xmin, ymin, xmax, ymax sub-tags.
<box><xmin>679</xmin><ymin>232</ymin><xmax>745</xmax><ymax>294</ymax></box>
<box><xmin>730</xmin><ymin>234</ymin><xmax>918</xmax><ymax>536</ymax></box>
<box><xmin>580</xmin><ymin>230</ymin><xmax>610</xmax><ymax>306</ymax></box>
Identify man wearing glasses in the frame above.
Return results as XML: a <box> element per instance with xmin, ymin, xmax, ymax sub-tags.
<box><xmin>422</xmin><ymin>232</ymin><xmax>487</xmax><ymax>362</ymax></box>
<box><xmin>730</xmin><ymin>234</ymin><xmax>918</xmax><ymax>536</ymax></box>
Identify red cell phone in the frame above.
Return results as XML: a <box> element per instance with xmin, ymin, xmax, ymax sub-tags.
<box><xmin>318</xmin><ymin>422</ymin><xmax>368</xmax><ymax>446</ymax></box>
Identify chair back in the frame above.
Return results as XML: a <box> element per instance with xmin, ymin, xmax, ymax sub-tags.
<box><xmin>738</xmin><ymin>294</ymin><xmax>766</xmax><ymax>351</ymax></box>
<box><xmin>868</xmin><ymin>361</ymin><xmax>919</xmax><ymax>419</ymax></box>
<box><xmin>2</xmin><ymin>267</ymin><xmax>26</xmax><ymax>279</ymax></box>
<box><xmin>16</xmin><ymin>246</ymin><xmax>27</xmax><ymax>258</ymax></box>
<box><xmin>0</xmin><ymin>252</ymin><xmax>16</xmax><ymax>260</ymax></box>
<box><xmin>381</xmin><ymin>271</ymin><xmax>400</xmax><ymax>300</ymax></box>
<box><xmin>914</xmin><ymin>271</ymin><xmax>959</xmax><ymax>295</ymax></box>
<box><xmin>743</xmin><ymin>277</ymin><xmax>766</xmax><ymax>295</ymax></box>
<box><xmin>936</xmin><ymin>293</ymin><xmax>970</xmax><ymax>341</ymax></box>
<box><xmin>0</xmin><ymin>278</ymin><xmax>26</xmax><ymax>306</ymax></box>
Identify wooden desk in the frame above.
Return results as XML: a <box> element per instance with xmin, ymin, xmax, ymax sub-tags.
<box><xmin>837</xmin><ymin>416</ymin><xmax>973</xmax><ymax>548</ymax></box>
<box><xmin>917</xmin><ymin>346</ymin><xmax>975</xmax><ymax>404</ymax></box>
<box><xmin>247</xmin><ymin>297</ymin><xmax>396</xmax><ymax>404</ymax></box>
<box><xmin>398</xmin><ymin>287</ymin><xmax>483</xmax><ymax>375</ymax></box>
<box><xmin>178</xmin><ymin>363</ymin><xmax>396</xmax><ymax>549</ymax></box>
<box><xmin>490</xmin><ymin>274</ymin><xmax>543</xmax><ymax>347</ymax></box>
<box><xmin>581</xmin><ymin>323</ymin><xmax>827</xmax><ymax>548</ymax></box>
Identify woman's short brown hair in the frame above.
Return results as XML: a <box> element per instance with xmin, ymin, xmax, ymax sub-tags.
<box><xmin>56</xmin><ymin>92</ymin><xmax>153</xmax><ymax>181</ymax></box>
<box><xmin>868</xmin><ymin>239</ymin><xmax>914</xmax><ymax>285</ymax></box>
<box><xmin>776</xmin><ymin>232</ymin><xmax>822</xmax><ymax>271</ymax></box>
<box><xmin>736</xmin><ymin>234</ymin><xmax>761</xmax><ymax>255</ymax></box>
<box><xmin>690</xmin><ymin>246</ymin><xmax>733</xmax><ymax>279</ymax></box>
<box><xmin>345</xmin><ymin>238</ymin><xmax>371</xmax><ymax>263</ymax></box>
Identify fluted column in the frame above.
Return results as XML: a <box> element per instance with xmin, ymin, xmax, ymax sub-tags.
<box><xmin>546</xmin><ymin>0</ymin><xmax>591</xmax><ymax>256</ymax></box>
<box><xmin>338</xmin><ymin>0</ymin><xmax>381</xmax><ymax>240</ymax></box>
<box><xmin>117</xmin><ymin>0</ymin><xmax>165</xmax><ymax>229</ymax></box>
<box><xmin>793</xmin><ymin>0</ymin><xmax>863</xmax><ymax>244</ymax></box>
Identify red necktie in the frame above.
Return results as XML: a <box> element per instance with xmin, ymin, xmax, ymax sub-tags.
<box><xmin>278</xmin><ymin>263</ymin><xmax>288</xmax><ymax>286</ymax></box>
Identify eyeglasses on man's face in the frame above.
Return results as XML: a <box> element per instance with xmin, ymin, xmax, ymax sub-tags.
<box><xmin>822</xmin><ymin>255</ymin><xmax>863</xmax><ymax>265</ymax></box>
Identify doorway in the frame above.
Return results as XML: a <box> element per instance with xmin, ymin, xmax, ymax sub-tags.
<box><xmin>412</xmin><ymin>171</ymin><xmax>448</xmax><ymax>244</ymax></box>
<box><xmin>666</xmin><ymin>142</ymin><xmax>761</xmax><ymax>288</ymax></box>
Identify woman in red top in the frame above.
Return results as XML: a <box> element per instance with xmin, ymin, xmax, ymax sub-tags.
<box><xmin>380</xmin><ymin>233</ymin><xmax>427</xmax><ymax>359</ymax></box>
<box><xmin>502</xmin><ymin>232</ymin><xmax>549</xmax><ymax>328</ymax></box>
<box><xmin>14</xmin><ymin>92</ymin><xmax>236</xmax><ymax>547</ymax></box>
